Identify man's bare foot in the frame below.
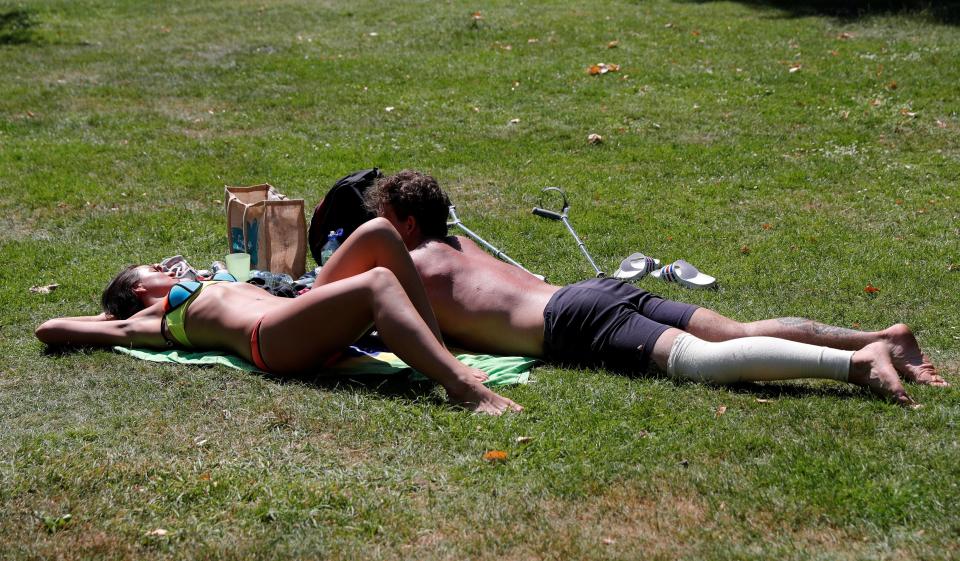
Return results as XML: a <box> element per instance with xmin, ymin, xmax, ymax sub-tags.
<box><xmin>882</xmin><ymin>324</ymin><xmax>949</xmax><ymax>386</ymax></box>
<box><xmin>447</xmin><ymin>382</ymin><xmax>522</xmax><ymax>416</ymax></box>
<box><xmin>849</xmin><ymin>342</ymin><xmax>915</xmax><ymax>406</ymax></box>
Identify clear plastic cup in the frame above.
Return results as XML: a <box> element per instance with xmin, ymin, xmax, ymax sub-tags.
<box><xmin>225</xmin><ymin>252</ymin><xmax>250</xmax><ymax>280</ymax></box>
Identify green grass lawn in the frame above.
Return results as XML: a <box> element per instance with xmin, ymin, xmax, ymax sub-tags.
<box><xmin>2</xmin><ymin>1</ymin><xmax>958</xmax><ymax>559</ymax></box>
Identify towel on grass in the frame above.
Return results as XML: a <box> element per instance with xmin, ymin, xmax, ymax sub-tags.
<box><xmin>114</xmin><ymin>343</ymin><xmax>535</xmax><ymax>387</ymax></box>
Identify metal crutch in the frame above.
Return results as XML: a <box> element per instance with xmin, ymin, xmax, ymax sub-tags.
<box><xmin>531</xmin><ymin>187</ymin><xmax>605</xmax><ymax>277</ymax></box>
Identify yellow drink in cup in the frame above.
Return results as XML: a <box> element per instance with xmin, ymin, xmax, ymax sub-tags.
<box><xmin>225</xmin><ymin>252</ymin><xmax>250</xmax><ymax>280</ymax></box>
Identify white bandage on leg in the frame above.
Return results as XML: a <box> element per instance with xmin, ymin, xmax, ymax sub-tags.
<box><xmin>666</xmin><ymin>333</ymin><xmax>853</xmax><ymax>384</ymax></box>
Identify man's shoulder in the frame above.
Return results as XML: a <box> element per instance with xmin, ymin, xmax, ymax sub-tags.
<box><xmin>410</xmin><ymin>237</ymin><xmax>464</xmax><ymax>272</ymax></box>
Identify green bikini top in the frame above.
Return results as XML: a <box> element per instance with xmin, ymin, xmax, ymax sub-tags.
<box><xmin>162</xmin><ymin>273</ymin><xmax>237</xmax><ymax>347</ymax></box>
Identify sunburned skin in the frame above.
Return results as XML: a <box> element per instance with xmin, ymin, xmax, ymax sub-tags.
<box><xmin>408</xmin><ymin>236</ymin><xmax>559</xmax><ymax>357</ymax></box>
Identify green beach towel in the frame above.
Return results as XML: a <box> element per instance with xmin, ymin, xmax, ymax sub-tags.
<box><xmin>114</xmin><ymin>344</ymin><xmax>535</xmax><ymax>387</ymax></box>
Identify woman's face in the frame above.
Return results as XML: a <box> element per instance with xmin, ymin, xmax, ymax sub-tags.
<box><xmin>135</xmin><ymin>264</ymin><xmax>178</xmax><ymax>299</ymax></box>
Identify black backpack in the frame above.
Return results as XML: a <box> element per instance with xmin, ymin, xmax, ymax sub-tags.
<box><xmin>308</xmin><ymin>168</ymin><xmax>383</xmax><ymax>265</ymax></box>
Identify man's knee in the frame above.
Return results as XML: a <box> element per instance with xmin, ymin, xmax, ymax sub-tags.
<box><xmin>687</xmin><ymin>309</ymin><xmax>749</xmax><ymax>341</ymax></box>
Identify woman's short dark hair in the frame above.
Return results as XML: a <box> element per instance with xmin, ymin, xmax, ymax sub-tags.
<box><xmin>364</xmin><ymin>170</ymin><xmax>450</xmax><ymax>239</ymax></box>
<box><xmin>101</xmin><ymin>265</ymin><xmax>144</xmax><ymax>319</ymax></box>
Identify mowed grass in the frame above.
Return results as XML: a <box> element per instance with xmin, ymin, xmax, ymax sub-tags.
<box><xmin>2</xmin><ymin>0</ymin><xmax>959</xmax><ymax>559</ymax></box>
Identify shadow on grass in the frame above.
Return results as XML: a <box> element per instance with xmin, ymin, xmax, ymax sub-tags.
<box><xmin>43</xmin><ymin>344</ymin><xmax>444</xmax><ymax>405</ymax></box>
<box><xmin>678</xmin><ymin>0</ymin><xmax>960</xmax><ymax>24</ymax></box>
<box><xmin>723</xmin><ymin>380</ymin><xmax>864</xmax><ymax>400</ymax></box>
<box><xmin>642</xmin><ymin>365</ymin><xmax>874</xmax><ymax>401</ymax></box>
<box><xmin>267</xmin><ymin>370</ymin><xmax>439</xmax><ymax>403</ymax></box>
<box><xmin>0</xmin><ymin>8</ymin><xmax>41</xmax><ymax>45</ymax></box>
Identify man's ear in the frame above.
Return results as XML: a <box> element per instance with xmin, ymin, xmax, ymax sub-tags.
<box><xmin>402</xmin><ymin>214</ymin><xmax>418</xmax><ymax>234</ymax></box>
<box><xmin>132</xmin><ymin>283</ymin><xmax>147</xmax><ymax>297</ymax></box>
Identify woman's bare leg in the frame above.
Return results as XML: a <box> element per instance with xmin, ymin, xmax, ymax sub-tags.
<box><xmin>313</xmin><ymin>218</ymin><xmax>444</xmax><ymax>343</ymax></box>
<box><xmin>259</xmin><ymin>268</ymin><xmax>521</xmax><ymax>415</ymax></box>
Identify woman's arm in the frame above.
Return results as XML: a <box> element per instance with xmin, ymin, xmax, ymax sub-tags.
<box><xmin>35</xmin><ymin>314</ymin><xmax>166</xmax><ymax>348</ymax></box>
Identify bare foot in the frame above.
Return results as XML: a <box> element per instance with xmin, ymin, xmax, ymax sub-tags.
<box><xmin>447</xmin><ymin>383</ymin><xmax>523</xmax><ymax>416</ymax></box>
<box><xmin>849</xmin><ymin>342</ymin><xmax>915</xmax><ymax>406</ymax></box>
<box><xmin>470</xmin><ymin>367</ymin><xmax>490</xmax><ymax>384</ymax></box>
<box><xmin>882</xmin><ymin>324</ymin><xmax>949</xmax><ymax>387</ymax></box>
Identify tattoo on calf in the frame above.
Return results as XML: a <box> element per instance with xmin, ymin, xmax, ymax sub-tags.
<box><xmin>776</xmin><ymin>317</ymin><xmax>860</xmax><ymax>337</ymax></box>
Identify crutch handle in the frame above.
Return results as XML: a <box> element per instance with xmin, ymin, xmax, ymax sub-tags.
<box><xmin>532</xmin><ymin>207</ymin><xmax>563</xmax><ymax>221</ymax></box>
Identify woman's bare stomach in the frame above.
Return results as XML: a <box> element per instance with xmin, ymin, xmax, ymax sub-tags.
<box><xmin>178</xmin><ymin>283</ymin><xmax>287</xmax><ymax>359</ymax></box>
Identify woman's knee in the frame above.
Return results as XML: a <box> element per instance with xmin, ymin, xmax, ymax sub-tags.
<box><xmin>356</xmin><ymin>217</ymin><xmax>401</xmax><ymax>241</ymax></box>
<box><xmin>363</xmin><ymin>266</ymin><xmax>402</xmax><ymax>293</ymax></box>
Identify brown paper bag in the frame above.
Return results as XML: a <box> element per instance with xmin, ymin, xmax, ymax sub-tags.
<box><xmin>224</xmin><ymin>184</ymin><xmax>306</xmax><ymax>278</ymax></box>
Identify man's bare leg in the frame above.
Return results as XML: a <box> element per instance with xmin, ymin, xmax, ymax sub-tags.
<box><xmin>685</xmin><ymin>309</ymin><xmax>946</xmax><ymax>386</ymax></box>
<box><xmin>650</xmin><ymin>329</ymin><xmax>914</xmax><ymax>406</ymax></box>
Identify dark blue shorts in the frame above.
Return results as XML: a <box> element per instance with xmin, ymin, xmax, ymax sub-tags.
<box><xmin>542</xmin><ymin>278</ymin><xmax>699</xmax><ymax>373</ymax></box>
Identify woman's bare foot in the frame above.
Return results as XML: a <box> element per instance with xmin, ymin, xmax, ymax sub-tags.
<box><xmin>882</xmin><ymin>324</ymin><xmax>949</xmax><ymax>386</ymax></box>
<box><xmin>447</xmin><ymin>382</ymin><xmax>522</xmax><ymax>416</ymax></box>
<box><xmin>848</xmin><ymin>342</ymin><xmax>915</xmax><ymax>406</ymax></box>
<box><xmin>470</xmin><ymin>367</ymin><xmax>490</xmax><ymax>384</ymax></box>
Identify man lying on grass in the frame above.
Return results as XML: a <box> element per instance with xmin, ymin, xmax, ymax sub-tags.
<box><xmin>35</xmin><ymin>218</ymin><xmax>522</xmax><ymax>416</ymax></box>
<box><xmin>364</xmin><ymin>170</ymin><xmax>948</xmax><ymax>406</ymax></box>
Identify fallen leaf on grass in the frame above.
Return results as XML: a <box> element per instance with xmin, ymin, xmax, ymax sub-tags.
<box><xmin>899</xmin><ymin>108</ymin><xmax>916</xmax><ymax>117</ymax></box>
<box><xmin>483</xmin><ymin>450</ymin><xmax>508</xmax><ymax>462</ymax></box>
<box><xmin>888</xmin><ymin>81</ymin><xmax>898</xmax><ymax>90</ymax></box>
<box><xmin>837</xmin><ymin>32</ymin><xmax>856</xmax><ymax>40</ymax></box>
<box><xmin>870</xmin><ymin>98</ymin><xmax>883</xmax><ymax>107</ymax></box>
<box><xmin>715</xmin><ymin>405</ymin><xmax>727</xmax><ymax>417</ymax></box>
<box><xmin>864</xmin><ymin>283</ymin><xmax>880</xmax><ymax>294</ymax></box>
<box><xmin>936</xmin><ymin>119</ymin><xmax>947</xmax><ymax>128</ymax></box>
<box><xmin>509</xmin><ymin>118</ymin><xmax>520</xmax><ymax>124</ymax></box>
<box><xmin>30</xmin><ymin>284</ymin><xmax>59</xmax><ymax>294</ymax></box>
<box><xmin>761</xmin><ymin>223</ymin><xmax>772</xmax><ymax>230</ymax></box>
<box><xmin>755</xmin><ymin>399</ymin><xmax>773</xmax><ymax>403</ymax></box>
<box><xmin>587</xmin><ymin>133</ymin><xmax>603</xmax><ymax>144</ymax></box>
<box><xmin>588</xmin><ymin>63</ymin><xmax>620</xmax><ymax>75</ymax></box>
<box><xmin>947</xmin><ymin>263</ymin><xmax>959</xmax><ymax>272</ymax></box>
<box><xmin>602</xmin><ymin>537</ymin><xmax>617</xmax><ymax>545</ymax></box>
<box><xmin>607</xmin><ymin>40</ymin><xmax>620</xmax><ymax>49</ymax></box>
<box><xmin>788</xmin><ymin>63</ymin><xmax>802</xmax><ymax>73</ymax></box>
<box><xmin>515</xmin><ymin>436</ymin><xmax>533</xmax><ymax>444</ymax></box>
<box><xmin>384</xmin><ymin>106</ymin><xmax>395</xmax><ymax>112</ymax></box>
<box><xmin>146</xmin><ymin>528</ymin><xmax>168</xmax><ymax>537</ymax></box>
<box><xmin>740</xmin><ymin>245</ymin><xmax>751</xmax><ymax>255</ymax></box>
<box><xmin>471</xmin><ymin>11</ymin><xmax>483</xmax><ymax>21</ymax></box>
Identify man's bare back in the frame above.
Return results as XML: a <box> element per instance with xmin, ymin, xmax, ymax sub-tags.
<box><xmin>409</xmin><ymin>236</ymin><xmax>558</xmax><ymax>357</ymax></box>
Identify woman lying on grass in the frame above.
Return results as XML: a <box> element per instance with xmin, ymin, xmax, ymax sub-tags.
<box><xmin>35</xmin><ymin>218</ymin><xmax>522</xmax><ymax>416</ymax></box>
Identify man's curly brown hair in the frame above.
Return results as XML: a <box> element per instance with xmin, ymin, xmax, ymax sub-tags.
<box><xmin>364</xmin><ymin>170</ymin><xmax>451</xmax><ymax>239</ymax></box>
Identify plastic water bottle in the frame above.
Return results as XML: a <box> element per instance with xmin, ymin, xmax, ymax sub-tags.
<box><xmin>320</xmin><ymin>228</ymin><xmax>343</xmax><ymax>265</ymax></box>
